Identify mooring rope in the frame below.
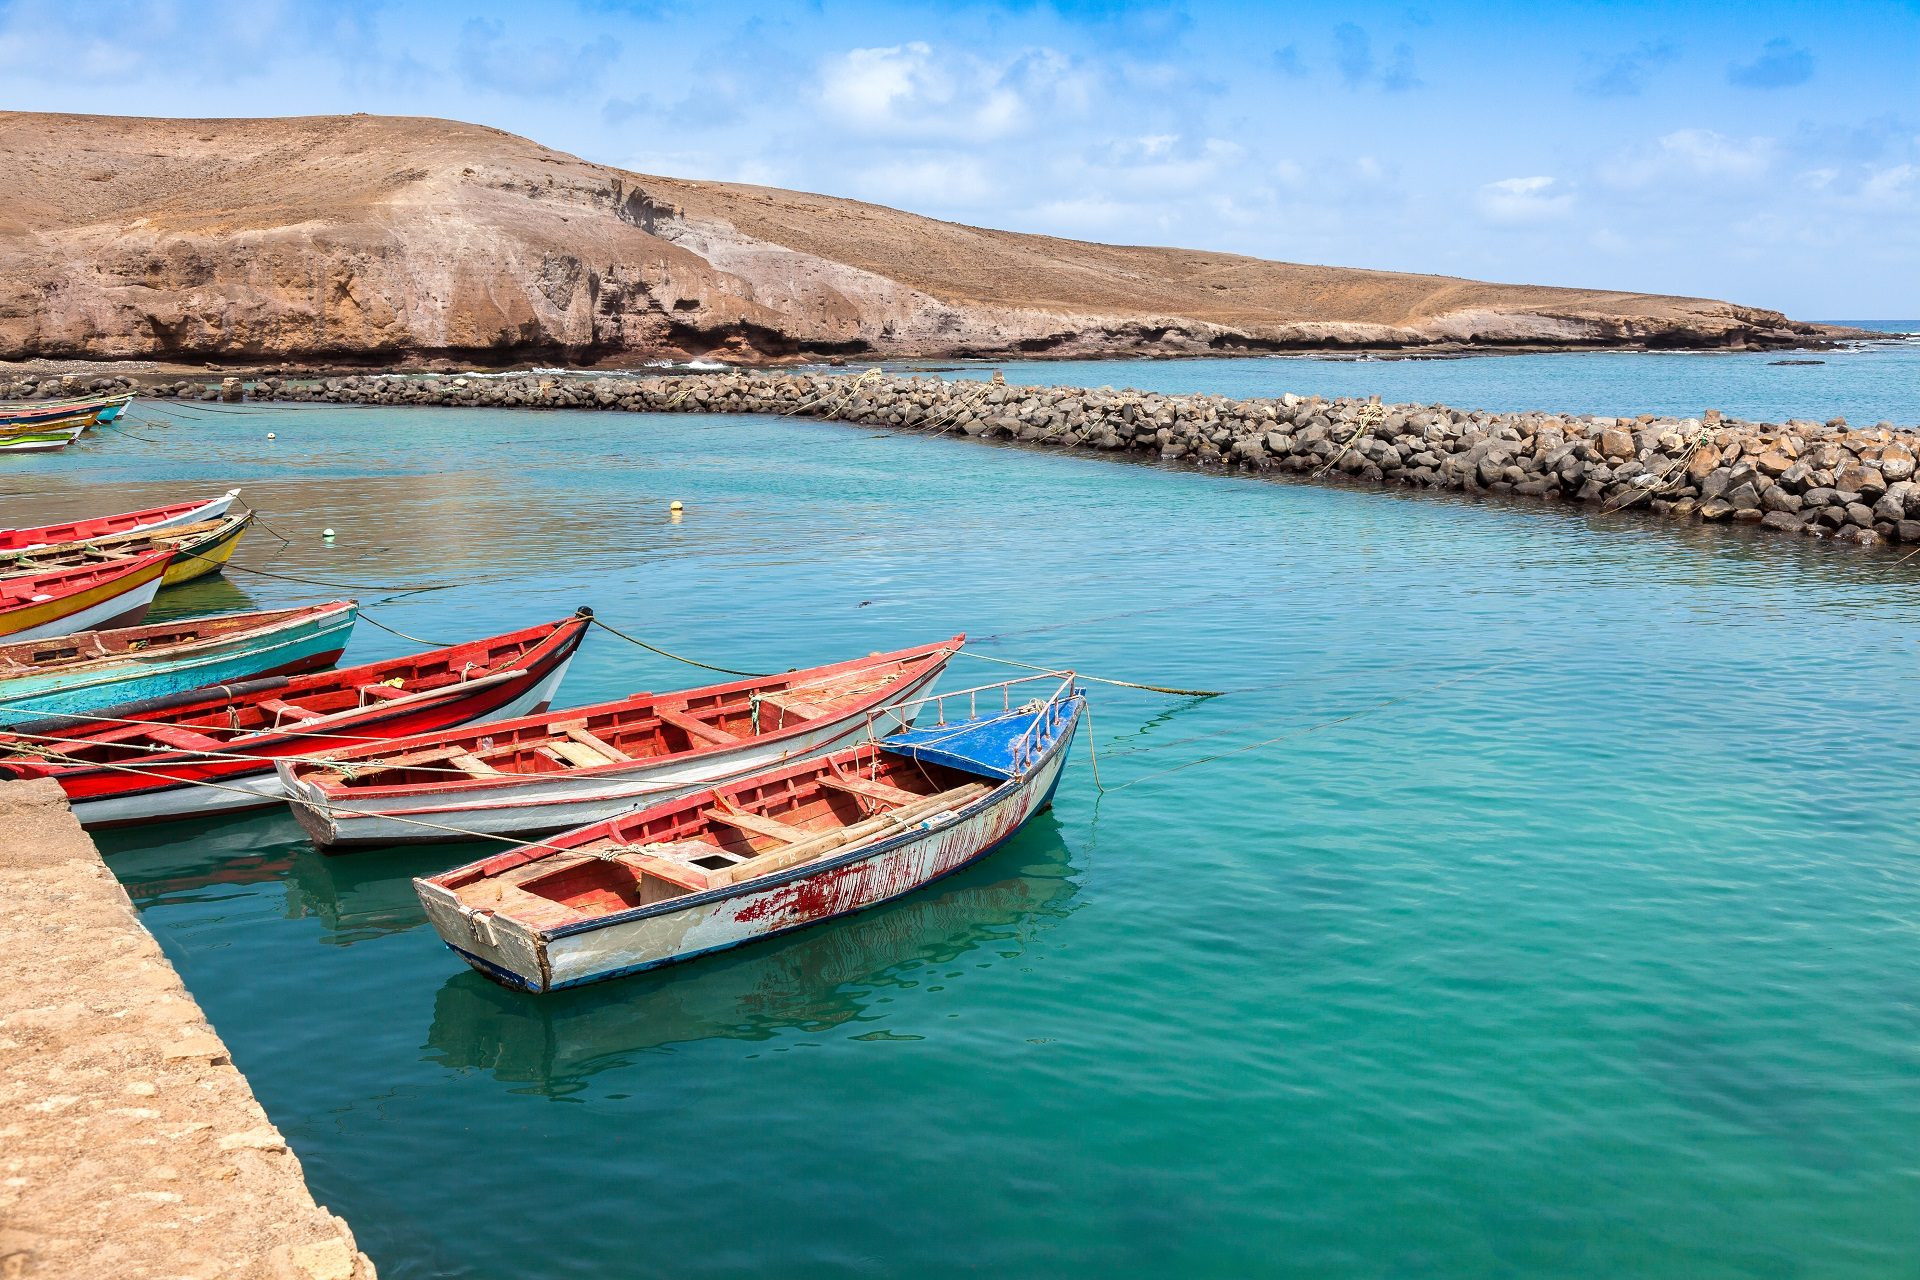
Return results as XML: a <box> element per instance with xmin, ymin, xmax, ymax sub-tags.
<box><xmin>959</xmin><ymin>651</ymin><xmax>1222</xmax><ymax>698</ymax></box>
<box><xmin>585</xmin><ymin>616</ymin><xmax>770</xmax><ymax>677</ymax></box>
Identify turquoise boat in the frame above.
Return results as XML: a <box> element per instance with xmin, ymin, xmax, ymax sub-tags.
<box><xmin>0</xmin><ymin>601</ymin><xmax>358</xmax><ymax>728</ymax></box>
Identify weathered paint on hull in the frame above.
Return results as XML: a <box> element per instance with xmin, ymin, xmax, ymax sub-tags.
<box><xmin>426</xmin><ymin>717</ymin><xmax>1077</xmax><ymax>991</ymax></box>
<box><xmin>69</xmin><ymin>655</ymin><xmax>577</xmax><ymax>829</ymax></box>
<box><xmin>286</xmin><ymin>661</ymin><xmax>950</xmax><ymax>849</ymax></box>
<box><xmin>0</xmin><ymin>607</ymin><xmax>359</xmax><ymax>727</ymax></box>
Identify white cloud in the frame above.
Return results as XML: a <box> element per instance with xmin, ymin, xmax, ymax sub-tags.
<box><xmin>816</xmin><ymin>42</ymin><xmax>1087</xmax><ymax>141</ymax></box>
<box><xmin>1604</xmin><ymin>129</ymin><xmax>1776</xmax><ymax>187</ymax></box>
<box><xmin>1081</xmin><ymin>134</ymin><xmax>1246</xmax><ymax>196</ymax></box>
<box><xmin>1477</xmin><ymin>175</ymin><xmax>1574</xmax><ymax>223</ymax></box>
<box><xmin>1858</xmin><ymin>163</ymin><xmax>1919</xmax><ymax>207</ymax></box>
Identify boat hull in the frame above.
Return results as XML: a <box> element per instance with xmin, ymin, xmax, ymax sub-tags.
<box><xmin>3</xmin><ymin>568</ymin><xmax>165</xmax><ymax>642</ymax></box>
<box><xmin>0</xmin><ymin>604</ymin><xmax>359</xmax><ymax>728</ymax></box>
<box><xmin>1</xmin><ymin>489</ymin><xmax>240</xmax><ymax>551</ymax></box>
<box><xmin>283</xmin><ymin>659</ymin><xmax>949</xmax><ymax>849</ymax></box>
<box><xmin>60</xmin><ymin>654</ymin><xmax>578</xmax><ymax>828</ymax></box>
<box><xmin>421</xmin><ymin>714</ymin><xmax>1077</xmax><ymax>992</ymax></box>
<box><xmin>0</xmin><ymin>423</ymin><xmax>87</xmax><ymax>452</ymax></box>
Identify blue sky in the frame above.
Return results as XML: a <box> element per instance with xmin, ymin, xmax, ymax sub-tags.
<box><xmin>3</xmin><ymin>0</ymin><xmax>1916</xmax><ymax>317</ymax></box>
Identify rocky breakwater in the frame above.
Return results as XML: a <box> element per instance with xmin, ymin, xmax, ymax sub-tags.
<box><xmin>207</xmin><ymin>370</ymin><xmax>1920</xmax><ymax>547</ymax></box>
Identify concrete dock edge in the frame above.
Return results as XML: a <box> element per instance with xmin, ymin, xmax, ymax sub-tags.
<box><xmin>0</xmin><ymin>779</ymin><xmax>376</xmax><ymax>1279</ymax></box>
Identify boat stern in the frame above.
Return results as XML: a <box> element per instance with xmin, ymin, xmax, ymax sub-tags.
<box><xmin>414</xmin><ymin>878</ymin><xmax>551</xmax><ymax>991</ymax></box>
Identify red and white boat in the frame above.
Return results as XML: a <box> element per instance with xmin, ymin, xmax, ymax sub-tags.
<box><xmin>0</xmin><ymin>489</ymin><xmax>242</xmax><ymax>553</ymax></box>
<box><xmin>0</xmin><ymin>550</ymin><xmax>173</xmax><ymax>642</ymax></box>
<box><xmin>414</xmin><ymin>674</ymin><xmax>1084</xmax><ymax>991</ymax></box>
<box><xmin>0</xmin><ymin>610</ymin><xmax>593</xmax><ymax>828</ymax></box>
<box><xmin>279</xmin><ymin>636</ymin><xmax>964</xmax><ymax>849</ymax></box>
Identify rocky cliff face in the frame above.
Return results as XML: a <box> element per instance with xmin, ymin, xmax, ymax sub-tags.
<box><xmin>0</xmin><ymin>111</ymin><xmax>1843</xmax><ymax>366</ymax></box>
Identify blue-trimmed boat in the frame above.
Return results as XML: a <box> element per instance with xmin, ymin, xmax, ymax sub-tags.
<box><xmin>0</xmin><ymin>601</ymin><xmax>359</xmax><ymax>728</ymax></box>
<box><xmin>414</xmin><ymin>673</ymin><xmax>1083</xmax><ymax>991</ymax></box>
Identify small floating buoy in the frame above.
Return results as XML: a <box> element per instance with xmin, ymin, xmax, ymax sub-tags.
<box><xmin>266</xmin><ymin>431</ymin><xmax>277</xmax><ymax>440</ymax></box>
<box><xmin>322</xmin><ymin>528</ymin><xmax>336</xmax><ymax>540</ymax></box>
<box><xmin>669</xmin><ymin>501</ymin><xmax>683</xmax><ymax>512</ymax></box>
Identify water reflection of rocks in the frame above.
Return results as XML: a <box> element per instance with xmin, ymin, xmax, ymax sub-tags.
<box><xmin>423</xmin><ymin>818</ymin><xmax>1081</xmax><ymax>1094</ymax></box>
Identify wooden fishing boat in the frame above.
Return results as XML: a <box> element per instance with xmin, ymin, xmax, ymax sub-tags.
<box><xmin>0</xmin><ymin>551</ymin><xmax>173</xmax><ymax>643</ymax></box>
<box><xmin>0</xmin><ymin>392</ymin><xmax>133</xmax><ymax>427</ymax></box>
<box><xmin>414</xmin><ymin>674</ymin><xmax>1083</xmax><ymax>991</ymax></box>
<box><xmin>0</xmin><ymin>417</ymin><xmax>91</xmax><ymax>453</ymax></box>
<box><xmin>0</xmin><ymin>609</ymin><xmax>593</xmax><ymax>828</ymax></box>
<box><xmin>280</xmin><ymin>636</ymin><xmax>965</xmax><ymax>849</ymax></box>
<box><xmin>0</xmin><ymin>513</ymin><xmax>254</xmax><ymax>588</ymax></box>
<box><xmin>0</xmin><ymin>489</ymin><xmax>242</xmax><ymax>552</ymax></box>
<box><xmin>0</xmin><ymin>601</ymin><xmax>359</xmax><ymax>729</ymax></box>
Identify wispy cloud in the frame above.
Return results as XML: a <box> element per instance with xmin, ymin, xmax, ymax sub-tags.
<box><xmin>1477</xmin><ymin>176</ymin><xmax>1574</xmax><ymax>223</ymax></box>
<box><xmin>1727</xmin><ymin>38</ymin><xmax>1814</xmax><ymax>89</ymax></box>
<box><xmin>1602</xmin><ymin>129</ymin><xmax>1777</xmax><ymax>187</ymax></box>
<box><xmin>458</xmin><ymin>18</ymin><xmax>620</xmax><ymax>97</ymax></box>
<box><xmin>1332</xmin><ymin>23</ymin><xmax>1421</xmax><ymax>92</ymax></box>
<box><xmin>817</xmin><ymin>42</ymin><xmax>1089</xmax><ymax>141</ymax></box>
<box><xmin>1577</xmin><ymin>41</ymin><xmax>1678</xmax><ymax>98</ymax></box>
<box><xmin>1271</xmin><ymin>43</ymin><xmax>1306</xmax><ymax>77</ymax></box>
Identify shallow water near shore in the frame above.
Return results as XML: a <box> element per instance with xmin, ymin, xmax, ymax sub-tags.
<box><xmin>13</xmin><ymin>395</ymin><xmax>1920</xmax><ymax>1278</ymax></box>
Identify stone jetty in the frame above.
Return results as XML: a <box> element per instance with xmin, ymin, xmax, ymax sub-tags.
<box><xmin>27</xmin><ymin>367</ymin><xmax>1920</xmax><ymax>547</ymax></box>
<box><xmin>0</xmin><ymin>780</ymin><xmax>377</xmax><ymax>1279</ymax></box>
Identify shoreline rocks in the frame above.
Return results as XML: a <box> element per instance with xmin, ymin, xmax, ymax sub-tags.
<box><xmin>34</xmin><ymin>369</ymin><xmax>1920</xmax><ymax>549</ymax></box>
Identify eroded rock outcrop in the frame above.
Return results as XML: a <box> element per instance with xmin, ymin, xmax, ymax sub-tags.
<box><xmin>0</xmin><ymin>111</ymin><xmax>1848</xmax><ymax>366</ymax></box>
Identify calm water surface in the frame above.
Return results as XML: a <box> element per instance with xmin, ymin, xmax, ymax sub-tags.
<box><xmin>9</xmin><ymin>389</ymin><xmax>1920</xmax><ymax>1278</ymax></box>
<box><xmin>922</xmin><ymin>323</ymin><xmax>1920</xmax><ymax>428</ymax></box>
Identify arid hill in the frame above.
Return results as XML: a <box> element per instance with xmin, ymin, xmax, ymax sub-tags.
<box><xmin>0</xmin><ymin>111</ymin><xmax>1841</xmax><ymax>366</ymax></box>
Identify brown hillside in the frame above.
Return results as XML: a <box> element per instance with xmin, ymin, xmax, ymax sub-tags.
<box><xmin>0</xmin><ymin>111</ymin><xmax>1838</xmax><ymax>365</ymax></box>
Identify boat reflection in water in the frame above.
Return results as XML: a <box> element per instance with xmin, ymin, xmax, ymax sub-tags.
<box><xmin>423</xmin><ymin>817</ymin><xmax>1080</xmax><ymax>1096</ymax></box>
<box><xmin>105</xmin><ymin>807</ymin><xmax>466</xmax><ymax>947</ymax></box>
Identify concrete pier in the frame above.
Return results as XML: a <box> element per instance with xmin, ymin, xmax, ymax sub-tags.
<box><xmin>0</xmin><ymin>780</ymin><xmax>376</xmax><ymax>1279</ymax></box>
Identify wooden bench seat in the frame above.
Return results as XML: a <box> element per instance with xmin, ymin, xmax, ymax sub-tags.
<box><xmin>656</xmin><ymin>707</ymin><xmax>739</xmax><ymax>746</ymax></box>
<box><xmin>757</xmin><ymin>691</ymin><xmax>835</xmax><ymax>722</ymax></box>
<box><xmin>820</xmin><ymin>773</ymin><xmax>925</xmax><ymax>806</ymax></box>
<box><xmin>703</xmin><ymin>807</ymin><xmax>813</xmax><ymax>844</ymax></box>
<box><xmin>258</xmin><ymin>697</ymin><xmax>324</xmax><ymax>725</ymax></box>
<box><xmin>145</xmin><ymin>724</ymin><xmax>226</xmax><ymax>754</ymax></box>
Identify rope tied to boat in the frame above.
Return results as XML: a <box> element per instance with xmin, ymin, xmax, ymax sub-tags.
<box><xmin>958</xmin><ymin>651</ymin><xmax>1223</xmax><ymax>698</ymax></box>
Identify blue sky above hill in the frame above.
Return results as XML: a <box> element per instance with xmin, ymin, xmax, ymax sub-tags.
<box><xmin>4</xmin><ymin>0</ymin><xmax>1916</xmax><ymax>316</ymax></box>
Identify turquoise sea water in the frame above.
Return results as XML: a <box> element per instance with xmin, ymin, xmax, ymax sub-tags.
<box><xmin>8</xmin><ymin>371</ymin><xmax>1920</xmax><ymax>1277</ymax></box>
<box><xmin>907</xmin><ymin>324</ymin><xmax>1920</xmax><ymax>428</ymax></box>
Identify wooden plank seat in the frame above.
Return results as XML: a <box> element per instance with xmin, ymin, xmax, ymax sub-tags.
<box><xmin>820</xmin><ymin>773</ymin><xmax>925</xmax><ymax>806</ymax></box>
<box><xmin>258</xmin><ymin>697</ymin><xmax>324</xmax><ymax>724</ymax></box>
<box><xmin>703</xmin><ymin>807</ymin><xmax>814</xmax><ymax>844</ymax></box>
<box><xmin>553</xmin><ymin>721</ymin><xmax>633</xmax><ymax>762</ymax></box>
<box><xmin>448</xmin><ymin>750</ymin><xmax>502</xmax><ymax>777</ymax></box>
<box><xmin>655</xmin><ymin>707</ymin><xmax>739</xmax><ymax>746</ymax></box>
<box><xmin>359</xmin><ymin>683</ymin><xmax>409</xmax><ymax>702</ymax></box>
<box><xmin>757</xmin><ymin>691</ymin><xmax>835</xmax><ymax>722</ymax></box>
<box><xmin>145</xmin><ymin>724</ymin><xmax>227</xmax><ymax>754</ymax></box>
<box><xmin>546</xmin><ymin>739</ymin><xmax>611</xmax><ymax>769</ymax></box>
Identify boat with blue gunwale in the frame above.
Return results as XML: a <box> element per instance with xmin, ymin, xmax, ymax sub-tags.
<box><xmin>414</xmin><ymin>673</ymin><xmax>1083</xmax><ymax>991</ymax></box>
<box><xmin>0</xmin><ymin>601</ymin><xmax>359</xmax><ymax>729</ymax></box>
